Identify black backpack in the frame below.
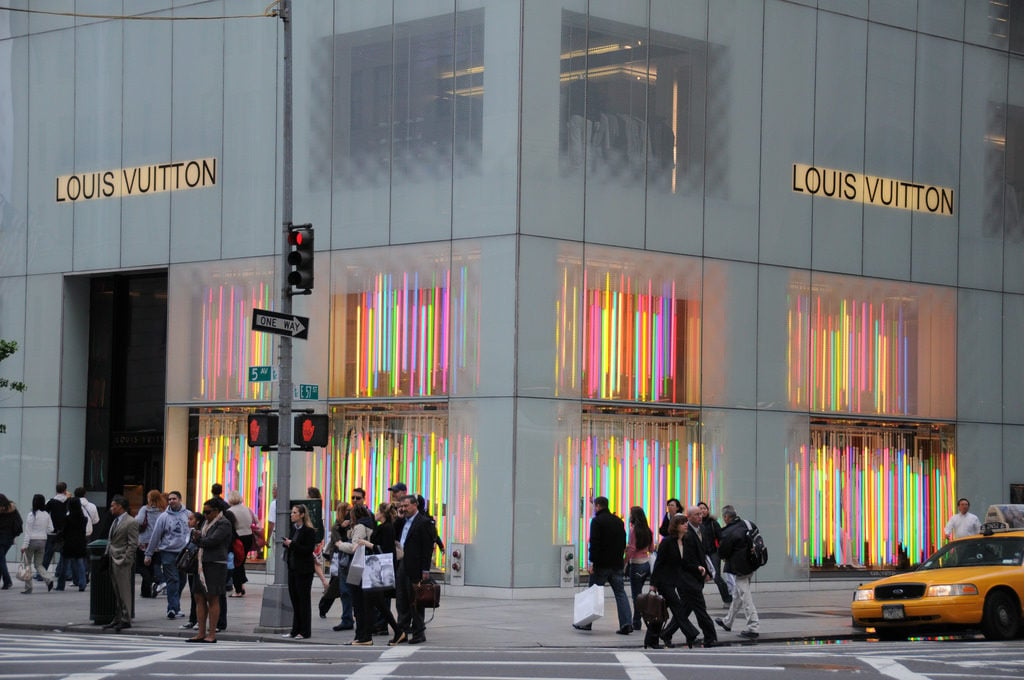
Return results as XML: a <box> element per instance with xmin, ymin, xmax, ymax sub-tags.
<box><xmin>743</xmin><ymin>520</ymin><xmax>768</xmax><ymax>570</ymax></box>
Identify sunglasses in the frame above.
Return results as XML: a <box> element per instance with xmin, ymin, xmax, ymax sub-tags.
<box><xmin>351</xmin><ymin>496</ymin><xmax>363</xmax><ymax>501</ymax></box>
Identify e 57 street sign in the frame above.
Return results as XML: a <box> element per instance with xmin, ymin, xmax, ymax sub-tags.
<box><xmin>251</xmin><ymin>308</ymin><xmax>309</xmax><ymax>340</ymax></box>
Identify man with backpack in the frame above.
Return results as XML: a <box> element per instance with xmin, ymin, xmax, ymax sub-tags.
<box><xmin>715</xmin><ymin>505</ymin><xmax>761</xmax><ymax>640</ymax></box>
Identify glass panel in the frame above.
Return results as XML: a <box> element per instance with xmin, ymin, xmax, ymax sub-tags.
<box><xmin>554</xmin><ymin>245</ymin><xmax>701</xmax><ymax>404</ymax></box>
<box><xmin>704</xmin><ymin>0</ymin><xmax>763</xmax><ymax>262</ymax></box>
<box><xmin>869</xmin><ymin>0</ymin><xmax>918</xmax><ymax>30</ymax></box>
<box><xmin>0</xmin><ymin>35</ymin><xmax>28</xmax><ymax>277</ymax></box>
<box><xmin>911</xmin><ymin>36</ymin><xmax>961</xmax><ymax>286</ymax></box>
<box><xmin>863</xmin><ymin>23</ymin><xmax>915</xmax><ymax>281</ymax></box>
<box><xmin>964</xmin><ymin>0</ymin><xmax>1009</xmax><ymax>49</ymax></box>
<box><xmin>580</xmin><ymin>2</ymin><xmax>648</xmax><ymax>248</ymax></box>
<box><xmin>957</xmin><ymin>288</ymin><xmax>1002</xmax><ymax>422</ymax></box>
<box><xmin>332</xmin><ymin>1</ymin><xmax>394</xmax><ymax>248</ymax></box>
<box><xmin>1005</xmin><ymin>59</ymin><xmax>1024</xmax><ymax>293</ymax></box>
<box><xmin>1005</xmin><ymin>294</ymin><xmax>1024</xmax><ymax>424</ymax></box>
<box><xmin>790</xmin><ymin>420</ymin><xmax>956</xmax><ymax>570</ymax></box>
<box><xmin>329</xmin><ymin>243</ymin><xmax>469</xmax><ymax>398</ymax></box>
<box><xmin>788</xmin><ymin>272</ymin><xmax>957</xmax><ymax>419</ymax></box>
<box><xmin>166</xmin><ymin>258</ymin><xmax>277</xmax><ymax>403</ymax></box>
<box><xmin>758</xmin><ymin>1</ymin><xmax>815</xmax><ymax>268</ymax></box>
<box><xmin>390</xmin><ymin>1</ymin><xmax>458</xmax><ymax>243</ymax></box>
<box><xmin>917</xmin><ymin>0</ymin><xmax>965</xmax><ymax>40</ymax></box>
<box><xmin>758</xmin><ymin>265</ymin><xmax>808</xmax><ymax>411</ymax></box>
<box><xmin>520</xmin><ymin>0</ymin><xmax>586</xmax><ymax>241</ymax></box>
<box><xmin>702</xmin><ymin>258</ymin><xmax>757</xmax><ymax>408</ymax></box>
<box><xmin>452</xmin><ymin>0</ymin><xmax>518</xmax><ymax>238</ymax></box>
<box><xmin>958</xmin><ymin>46</ymin><xmax>1006</xmax><ymax>291</ymax></box>
<box><xmin>645</xmin><ymin>0</ymin><xmax>708</xmax><ymax>255</ymax></box>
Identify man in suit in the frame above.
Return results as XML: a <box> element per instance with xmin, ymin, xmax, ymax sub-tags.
<box><xmin>390</xmin><ymin>494</ymin><xmax>435</xmax><ymax>646</ymax></box>
<box><xmin>679</xmin><ymin>504</ymin><xmax>718</xmax><ymax>646</ymax></box>
<box><xmin>105</xmin><ymin>495</ymin><xmax>139</xmax><ymax>632</ymax></box>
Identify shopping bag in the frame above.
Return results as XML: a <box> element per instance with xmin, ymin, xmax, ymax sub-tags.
<box><xmin>573</xmin><ymin>584</ymin><xmax>605</xmax><ymax>627</ymax></box>
<box><xmin>346</xmin><ymin>545</ymin><xmax>366</xmax><ymax>586</ymax></box>
<box><xmin>636</xmin><ymin>590</ymin><xmax>669</xmax><ymax>626</ymax></box>
<box><xmin>362</xmin><ymin>552</ymin><xmax>396</xmax><ymax>591</ymax></box>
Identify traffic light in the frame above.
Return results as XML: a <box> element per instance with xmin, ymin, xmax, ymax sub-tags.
<box><xmin>287</xmin><ymin>224</ymin><xmax>314</xmax><ymax>292</ymax></box>
<box><xmin>246</xmin><ymin>414</ymin><xmax>279</xmax><ymax>448</ymax></box>
<box><xmin>293</xmin><ymin>413</ymin><xmax>329</xmax><ymax>449</ymax></box>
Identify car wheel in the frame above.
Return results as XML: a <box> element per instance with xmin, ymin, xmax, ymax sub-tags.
<box><xmin>876</xmin><ymin>627</ymin><xmax>907</xmax><ymax>641</ymax></box>
<box><xmin>981</xmin><ymin>591</ymin><xmax>1021</xmax><ymax>640</ymax></box>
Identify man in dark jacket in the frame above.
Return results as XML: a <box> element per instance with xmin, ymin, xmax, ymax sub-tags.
<box><xmin>42</xmin><ymin>482</ymin><xmax>69</xmax><ymax>581</ymax></box>
<box><xmin>391</xmin><ymin>494</ymin><xmax>435</xmax><ymax>646</ymax></box>
<box><xmin>574</xmin><ymin>496</ymin><xmax>632</xmax><ymax>634</ymax></box>
<box><xmin>715</xmin><ymin>505</ymin><xmax>760</xmax><ymax>639</ymax></box>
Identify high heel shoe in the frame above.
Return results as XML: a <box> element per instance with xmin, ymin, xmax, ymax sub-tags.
<box><xmin>644</xmin><ymin>638</ymin><xmax>663</xmax><ymax>649</ymax></box>
<box><xmin>660</xmin><ymin>636</ymin><xmax>674</xmax><ymax>648</ymax></box>
<box><xmin>685</xmin><ymin>635</ymin><xmax>698</xmax><ymax>649</ymax></box>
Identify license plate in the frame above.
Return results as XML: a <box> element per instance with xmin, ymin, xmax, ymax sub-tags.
<box><xmin>882</xmin><ymin>605</ymin><xmax>905</xmax><ymax>620</ymax></box>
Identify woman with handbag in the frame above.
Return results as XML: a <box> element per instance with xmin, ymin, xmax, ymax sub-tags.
<box><xmin>177</xmin><ymin>510</ymin><xmax>202</xmax><ymax>630</ymax></box>
<box><xmin>625</xmin><ymin>506</ymin><xmax>654</xmax><ymax>631</ymax></box>
<box><xmin>366</xmin><ymin>503</ymin><xmax>402</xmax><ymax>640</ymax></box>
<box><xmin>227</xmin><ymin>490</ymin><xmax>256</xmax><ymax>597</ymax></box>
<box><xmin>318</xmin><ymin>501</ymin><xmax>353</xmax><ymax>627</ymax></box>
<box><xmin>0</xmin><ymin>493</ymin><xmax>23</xmax><ymax>590</ymax></box>
<box><xmin>282</xmin><ymin>503</ymin><xmax>317</xmax><ymax>639</ymax></box>
<box><xmin>19</xmin><ymin>494</ymin><xmax>54</xmax><ymax>593</ymax></box>
<box><xmin>650</xmin><ymin>514</ymin><xmax>702</xmax><ymax>649</ymax></box>
<box><xmin>186</xmin><ymin>500</ymin><xmax>233</xmax><ymax>643</ymax></box>
<box><xmin>337</xmin><ymin>504</ymin><xmax>376</xmax><ymax>645</ymax></box>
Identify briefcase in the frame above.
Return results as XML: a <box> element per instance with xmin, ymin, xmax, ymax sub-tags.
<box><xmin>636</xmin><ymin>590</ymin><xmax>669</xmax><ymax>626</ymax></box>
<box><xmin>414</xmin><ymin>579</ymin><xmax>441</xmax><ymax>609</ymax></box>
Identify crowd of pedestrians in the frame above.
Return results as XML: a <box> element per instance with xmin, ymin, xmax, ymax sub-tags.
<box><xmin>574</xmin><ymin>497</ymin><xmax>762</xmax><ymax>648</ymax></box>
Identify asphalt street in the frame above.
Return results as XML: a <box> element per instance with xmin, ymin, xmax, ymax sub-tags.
<box><xmin>0</xmin><ymin>631</ymin><xmax>1022</xmax><ymax>680</ymax></box>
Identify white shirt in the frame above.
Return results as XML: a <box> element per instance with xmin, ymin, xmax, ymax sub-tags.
<box><xmin>944</xmin><ymin>511</ymin><xmax>981</xmax><ymax>539</ymax></box>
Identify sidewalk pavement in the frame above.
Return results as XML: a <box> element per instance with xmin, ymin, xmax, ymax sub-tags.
<box><xmin>0</xmin><ymin>563</ymin><xmax>863</xmax><ymax>647</ymax></box>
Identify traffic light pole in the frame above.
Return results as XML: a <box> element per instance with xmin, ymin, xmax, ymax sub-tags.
<box><xmin>259</xmin><ymin>0</ymin><xmax>294</xmax><ymax>631</ymax></box>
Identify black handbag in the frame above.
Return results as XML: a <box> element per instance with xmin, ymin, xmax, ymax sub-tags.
<box><xmin>176</xmin><ymin>544</ymin><xmax>199</xmax><ymax>573</ymax></box>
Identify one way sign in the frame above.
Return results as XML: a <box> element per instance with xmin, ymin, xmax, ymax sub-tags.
<box><xmin>251</xmin><ymin>308</ymin><xmax>309</xmax><ymax>340</ymax></box>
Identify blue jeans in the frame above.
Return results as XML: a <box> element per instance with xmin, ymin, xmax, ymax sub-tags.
<box><xmin>589</xmin><ymin>567</ymin><xmax>632</xmax><ymax>629</ymax></box>
<box><xmin>157</xmin><ymin>550</ymin><xmax>182</xmax><ymax>613</ymax></box>
<box><xmin>627</xmin><ymin>561</ymin><xmax>651</xmax><ymax>629</ymax></box>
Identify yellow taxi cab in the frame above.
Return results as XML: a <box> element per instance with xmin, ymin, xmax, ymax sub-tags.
<box><xmin>851</xmin><ymin>527</ymin><xmax>1024</xmax><ymax>640</ymax></box>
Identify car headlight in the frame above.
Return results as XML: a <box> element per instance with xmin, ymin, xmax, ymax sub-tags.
<box><xmin>926</xmin><ymin>584</ymin><xmax>979</xmax><ymax>597</ymax></box>
<box><xmin>853</xmin><ymin>589</ymin><xmax>875</xmax><ymax>601</ymax></box>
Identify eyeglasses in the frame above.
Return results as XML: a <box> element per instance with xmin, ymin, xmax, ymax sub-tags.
<box><xmin>351</xmin><ymin>496</ymin><xmax>363</xmax><ymax>501</ymax></box>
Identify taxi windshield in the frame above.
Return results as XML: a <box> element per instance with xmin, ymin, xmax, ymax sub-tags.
<box><xmin>919</xmin><ymin>537</ymin><xmax>1024</xmax><ymax>570</ymax></box>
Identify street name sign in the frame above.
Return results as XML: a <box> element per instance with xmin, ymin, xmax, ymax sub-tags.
<box><xmin>294</xmin><ymin>384</ymin><xmax>320</xmax><ymax>400</ymax></box>
<box><xmin>251</xmin><ymin>308</ymin><xmax>309</xmax><ymax>340</ymax></box>
<box><xmin>248</xmin><ymin>365</ymin><xmax>278</xmax><ymax>382</ymax></box>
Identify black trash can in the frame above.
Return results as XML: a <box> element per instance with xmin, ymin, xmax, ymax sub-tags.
<box><xmin>87</xmin><ymin>540</ymin><xmax>135</xmax><ymax>625</ymax></box>
<box><xmin>88</xmin><ymin>540</ymin><xmax>114</xmax><ymax>625</ymax></box>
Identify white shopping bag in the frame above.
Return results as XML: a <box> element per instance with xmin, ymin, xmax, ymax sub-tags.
<box><xmin>573</xmin><ymin>584</ymin><xmax>605</xmax><ymax>627</ymax></box>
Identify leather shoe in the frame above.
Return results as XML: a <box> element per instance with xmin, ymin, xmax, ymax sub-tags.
<box><xmin>715</xmin><ymin>617</ymin><xmax>731</xmax><ymax>632</ymax></box>
<box><xmin>332</xmin><ymin>623</ymin><xmax>354</xmax><ymax>631</ymax></box>
<box><xmin>643</xmin><ymin>639</ymin><xmax>663</xmax><ymax>649</ymax></box>
<box><xmin>102</xmin><ymin>623</ymin><xmax>118</xmax><ymax>630</ymax></box>
<box><xmin>660</xmin><ymin>636</ymin><xmax>674</xmax><ymax>648</ymax></box>
<box><xmin>702</xmin><ymin>640</ymin><xmax>721</xmax><ymax>648</ymax></box>
<box><xmin>616</xmin><ymin>625</ymin><xmax>632</xmax><ymax>635</ymax></box>
<box><xmin>739</xmin><ymin>630</ymin><xmax>759</xmax><ymax>640</ymax></box>
<box><xmin>572</xmin><ymin>623</ymin><xmax>592</xmax><ymax>631</ymax></box>
<box><xmin>114</xmin><ymin>623</ymin><xmax>131</xmax><ymax>632</ymax></box>
<box><xmin>407</xmin><ymin>635</ymin><xmax>426</xmax><ymax>645</ymax></box>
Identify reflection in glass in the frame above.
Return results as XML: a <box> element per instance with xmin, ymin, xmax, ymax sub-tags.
<box><xmin>553</xmin><ymin>406</ymin><xmax>720</xmax><ymax>571</ymax></box>
<box><xmin>787</xmin><ymin>420</ymin><xmax>955</xmax><ymax>570</ymax></box>
<box><xmin>330</xmin><ymin>9</ymin><xmax>484</xmax><ymax>186</ymax></box>
<box><xmin>331</xmin><ymin>404</ymin><xmax>478</xmax><ymax>570</ymax></box>
<box><xmin>554</xmin><ymin>247</ymin><xmax>700</xmax><ymax>403</ymax></box>
<box><xmin>559</xmin><ymin>11</ymin><xmax>706</xmax><ymax>194</ymax></box>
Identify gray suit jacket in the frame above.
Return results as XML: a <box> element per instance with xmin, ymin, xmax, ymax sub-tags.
<box><xmin>107</xmin><ymin>514</ymin><xmax>139</xmax><ymax>568</ymax></box>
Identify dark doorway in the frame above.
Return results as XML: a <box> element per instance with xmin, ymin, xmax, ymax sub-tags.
<box><xmin>84</xmin><ymin>273</ymin><xmax>168</xmax><ymax>512</ymax></box>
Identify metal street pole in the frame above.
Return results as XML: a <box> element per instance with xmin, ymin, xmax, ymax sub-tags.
<box><xmin>259</xmin><ymin>0</ymin><xmax>293</xmax><ymax>631</ymax></box>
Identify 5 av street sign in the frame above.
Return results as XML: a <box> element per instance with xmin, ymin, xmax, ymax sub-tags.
<box><xmin>251</xmin><ymin>308</ymin><xmax>309</xmax><ymax>340</ymax></box>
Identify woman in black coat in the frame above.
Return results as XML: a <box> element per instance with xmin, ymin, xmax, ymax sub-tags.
<box><xmin>658</xmin><ymin>498</ymin><xmax>682</xmax><ymax>537</ymax></box>
<box><xmin>650</xmin><ymin>514</ymin><xmax>702</xmax><ymax>649</ymax></box>
<box><xmin>57</xmin><ymin>498</ymin><xmax>88</xmax><ymax>591</ymax></box>
<box><xmin>283</xmin><ymin>503</ymin><xmax>317</xmax><ymax>639</ymax></box>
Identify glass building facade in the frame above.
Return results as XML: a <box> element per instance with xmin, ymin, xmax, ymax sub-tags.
<box><xmin>1</xmin><ymin>0</ymin><xmax>1023</xmax><ymax>589</ymax></box>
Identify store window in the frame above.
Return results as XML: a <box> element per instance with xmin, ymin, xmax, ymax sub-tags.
<box><xmin>553</xmin><ymin>405</ymin><xmax>716</xmax><ymax>571</ymax></box>
<box><xmin>786</xmin><ymin>273</ymin><xmax>956</xmax><ymax>419</ymax></box>
<box><xmin>554</xmin><ymin>247</ymin><xmax>701</xmax><ymax>403</ymax></box>
<box><xmin>787</xmin><ymin>420</ymin><xmax>956</xmax><ymax>571</ymax></box>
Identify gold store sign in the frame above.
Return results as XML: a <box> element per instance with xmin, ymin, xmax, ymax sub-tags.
<box><xmin>792</xmin><ymin>163</ymin><xmax>954</xmax><ymax>216</ymax></box>
<box><xmin>56</xmin><ymin>157</ymin><xmax>217</xmax><ymax>203</ymax></box>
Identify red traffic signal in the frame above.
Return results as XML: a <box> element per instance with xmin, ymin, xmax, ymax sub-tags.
<box><xmin>293</xmin><ymin>413</ymin><xmax>329</xmax><ymax>449</ymax></box>
<box><xmin>287</xmin><ymin>224</ymin><xmax>314</xmax><ymax>291</ymax></box>
<box><xmin>247</xmin><ymin>414</ymin><xmax>279</xmax><ymax>448</ymax></box>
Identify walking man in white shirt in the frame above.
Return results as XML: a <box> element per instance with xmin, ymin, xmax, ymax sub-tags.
<box><xmin>944</xmin><ymin>497</ymin><xmax>981</xmax><ymax>541</ymax></box>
